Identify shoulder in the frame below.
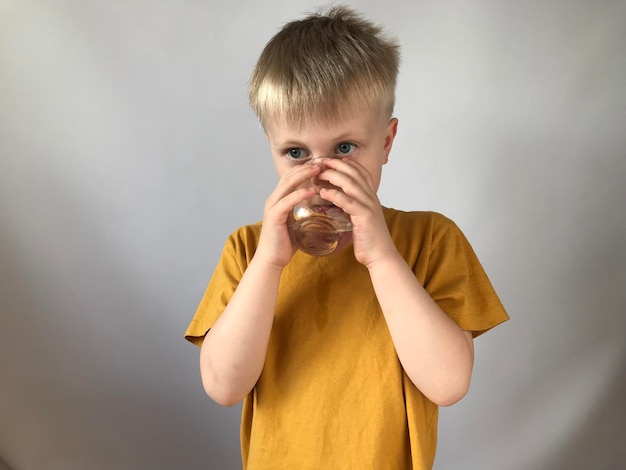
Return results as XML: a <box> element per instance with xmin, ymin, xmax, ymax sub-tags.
<box><xmin>228</xmin><ymin>221</ymin><xmax>263</xmax><ymax>243</ymax></box>
<box><xmin>384</xmin><ymin>208</ymin><xmax>456</xmax><ymax>238</ymax></box>
<box><xmin>383</xmin><ymin>208</ymin><xmax>459</xmax><ymax>261</ymax></box>
<box><xmin>220</xmin><ymin>221</ymin><xmax>263</xmax><ymax>263</ymax></box>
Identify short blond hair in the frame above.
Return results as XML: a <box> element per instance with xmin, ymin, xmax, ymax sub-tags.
<box><xmin>249</xmin><ymin>5</ymin><xmax>401</xmax><ymax>129</ymax></box>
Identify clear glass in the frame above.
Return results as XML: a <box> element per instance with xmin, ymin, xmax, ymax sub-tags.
<box><xmin>287</xmin><ymin>159</ymin><xmax>353</xmax><ymax>256</ymax></box>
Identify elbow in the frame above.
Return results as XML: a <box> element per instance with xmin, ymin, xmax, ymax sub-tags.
<box><xmin>433</xmin><ymin>342</ymin><xmax>474</xmax><ymax>407</ymax></box>
<box><xmin>200</xmin><ymin>363</ymin><xmax>250</xmax><ymax>407</ymax></box>
<box><xmin>208</xmin><ymin>391</ymin><xmax>243</xmax><ymax>408</ymax></box>
<box><xmin>431</xmin><ymin>376</ymin><xmax>472</xmax><ymax>407</ymax></box>
<box><xmin>202</xmin><ymin>383</ymin><xmax>245</xmax><ymax>408</ymax></box>
<box><xmin>201</xmin><ymin>374</ymin><xmax>246</xmax><ymax>407</ymax></box>
<box><xmin>199</xmin><ymin>343</ymin><xmax>247</xmax><ymax>407</ymax></box>
<box><xmin>405</xmin><ymin>371</ymin><xmax>472</xmax><ymax>407</ymax></box>
<box><xmin>434</xmin><ymin>386</ymin><xmax>469</xmax><ymax>407</ymax></box>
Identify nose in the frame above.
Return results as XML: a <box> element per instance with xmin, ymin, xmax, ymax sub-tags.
<box><xmin>310</xmin><ymin>157</ymin><xmax>326</xmax><ymax>189</ymax></box>
<box><xmin>310</xmin><ymin>157</ymin><xmax>340</xmax><ymax>193</ymax></box>
<box><xmin>310</xmin><ymin>155</ymin><xmax>331</xmax><ymax>164</ymax></box>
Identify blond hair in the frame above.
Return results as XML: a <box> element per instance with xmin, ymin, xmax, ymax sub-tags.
<box><xmin>249</xmin><ymin>5</ymin><xmax>401</xmax><ymax>129</ymax></box>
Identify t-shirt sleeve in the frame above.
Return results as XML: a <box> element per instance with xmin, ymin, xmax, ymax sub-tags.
<box><xmin>424</xmin><ymin>218</ymin><xmax>509</xmax><ymax>337</ymax></box>
<box><xmin>184</xmin><ymin>230</ymin><xmax>249</xmax><ymax>347</ymax></box>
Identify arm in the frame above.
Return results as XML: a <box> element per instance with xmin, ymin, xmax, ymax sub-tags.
<box><xmin>199</xmin><ymin>162</ymin><xmax>321</xmax><ymax>406</ymax></box>
<box><xmin>320</xmin><ymin>157</ymin><xmax>474</xmax><ymax>406</ymax></box>
<box><xmin>367</xmin><ymin>253</ymin><xmax>474</xmax><ymax>406</ymax></box>
<box><xmin>199</xmin><ymin>258</ymin><xmax>282</xmax><ymax>407</ymax></box>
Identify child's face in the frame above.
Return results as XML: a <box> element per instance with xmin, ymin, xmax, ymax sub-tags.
<box><xmin>265</xmin><ymin>106</ymin><xmax>398</xmax><ymax>193</ymax></box>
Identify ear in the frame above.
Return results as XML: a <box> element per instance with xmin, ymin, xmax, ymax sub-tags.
<box><xmin>382</xmin><ymin>118</ymin><xmax>398</xmax><ymax>164</ymax></box>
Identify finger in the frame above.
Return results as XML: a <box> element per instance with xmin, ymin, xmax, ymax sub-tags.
<box><xmin>319</xmin><ymin>186</ymin><xmax>376</xmax><ymax>218</ymax></box>
<box><xmin>317</xmin><ymin>162</ymin><xmax>375</xmax><ymax>207</ymax></box>
<box><xmin>317</xmin><ymin>158</ymin><xmax>375</xmax><ymax>195</ymax></box>
<box><xmin>340</xmin><ymin>158</ymin><xmax>377</xmax><ymax>189</ymax></box>
<box><xmin>266</xmin><ymin>185</ymin><xmax>317</xmax><ymax>221</ymax></box>
<box><xmin>266</xmin><ymin>162</ymin><xmax>322</xmax><ymax>208</ymax></box>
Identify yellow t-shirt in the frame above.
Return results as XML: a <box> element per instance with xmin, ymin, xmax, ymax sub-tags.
<box><xmin>185</xmin><ymin>209</ymin><xmax>509</xmax><ymax>470</ymax></box>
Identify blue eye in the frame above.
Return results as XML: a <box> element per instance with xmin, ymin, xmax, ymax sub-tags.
<box><xmin>336</xmin><ymin>143</ymin><xmax>357</xmax><ymax>155</ymax></box>
<box><xmin>287</xmin><ymin>148</ymin><xmax>309</xmax><ymax>160</ymax></box>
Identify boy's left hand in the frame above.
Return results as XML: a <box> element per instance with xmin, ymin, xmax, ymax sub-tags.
<box><xmin>316</xmin><ymin>158</ymin><xmax>397</xmax><ymax>268</ymax></box>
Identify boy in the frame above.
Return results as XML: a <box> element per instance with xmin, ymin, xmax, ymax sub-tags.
<box><xmin>185</xmin><ymin>5</ymin><xmax>509</xmax><ymax>469</ymax></box>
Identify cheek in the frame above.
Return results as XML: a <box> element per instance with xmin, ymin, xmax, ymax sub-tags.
<box><xmin>271</xmin><ymin>155</ymin><xmax>289</xmax><ymax>177</ymax></box>
<box><xmin>365</xmin><ymin>165</ymin><xmax>383</xmax><ymax>192</ymax></box>
<box><xmin>365</xmin><ymin>157</ymin><xmax>385</xmax><ymax>191</ymax></box>
<box><xmin>371</xmin><ymin>173</ymin><xmax>383</xmax><ymax>192</ymax></box>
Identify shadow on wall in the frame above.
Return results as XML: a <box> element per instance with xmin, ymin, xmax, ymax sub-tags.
<box><xmin>0</xmin><ymin>146</ymin><xmax>240</xmax><ymax>468</ymax></box>
<box><xmin>540</xmin><ymin>156</ymin><xmax>626</xmax><ymax>469</ymax></box>
<box><xmin>544</xmin><ymin>366</ymin><xmax>626</xmax><ymax>469</ymax></box>
<box><xmin>479</xmin><ymin>131</ymin><xmax>626</xmax><ymax>469</ymax></box>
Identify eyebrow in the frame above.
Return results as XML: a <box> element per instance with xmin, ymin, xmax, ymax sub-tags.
<box><xmin>270</xmin><ymin>141</ymin><xmax>306</xmax><ymax>153</ymax></box>
<box><xmin>273</xmin><ymin>130</ymin><xmax>368</xmax><ymax>148</ymax></box>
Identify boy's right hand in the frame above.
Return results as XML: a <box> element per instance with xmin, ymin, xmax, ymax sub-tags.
<box><xmin>254</xmin><ymin>161</ymin><xmax>322</xmax><ymax>268</ymax></box>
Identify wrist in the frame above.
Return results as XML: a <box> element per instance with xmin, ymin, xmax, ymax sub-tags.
<box><xmin>250</xmin><ymin>249</ymin><xmax>290</xmax><ymax>274</ymax></box>
<box><xmin>364</xmin><ymin>246</ymin><xmax>405</xmax><ymax>274</ymax></box>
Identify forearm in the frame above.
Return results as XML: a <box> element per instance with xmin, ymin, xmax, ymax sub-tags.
<box><xmin>200</xmin><ymin>257</ymin><xmax>282</xmax><ymax>406</ymax></box>
<box><xmin>368</xmin><ymin>251</ymin><xmax>474</xmax><ymax>406</ymax></box>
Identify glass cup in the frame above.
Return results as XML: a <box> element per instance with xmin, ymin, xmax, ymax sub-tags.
<box><xmin>287</xmin><ymin>158</ymin><xmax>353</xmax><ymax>256</ymax></box>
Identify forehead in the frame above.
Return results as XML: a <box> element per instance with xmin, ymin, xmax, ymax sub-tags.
<box><xmin>265</xmin><ymin>105</ymin><xmax>383</xmax><ymax>143</ymax></box>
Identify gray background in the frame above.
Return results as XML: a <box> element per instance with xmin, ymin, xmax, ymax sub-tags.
<box><xmin>1</xmin><ymin>1</ymin><xmax>625</xmax><ymax>469</ymax></box>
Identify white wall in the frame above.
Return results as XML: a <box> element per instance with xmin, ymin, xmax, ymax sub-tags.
<box><xmin>1</xmin><ymin>1</ymin><xmax>624</xmax><ymax>469</ymax></box>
